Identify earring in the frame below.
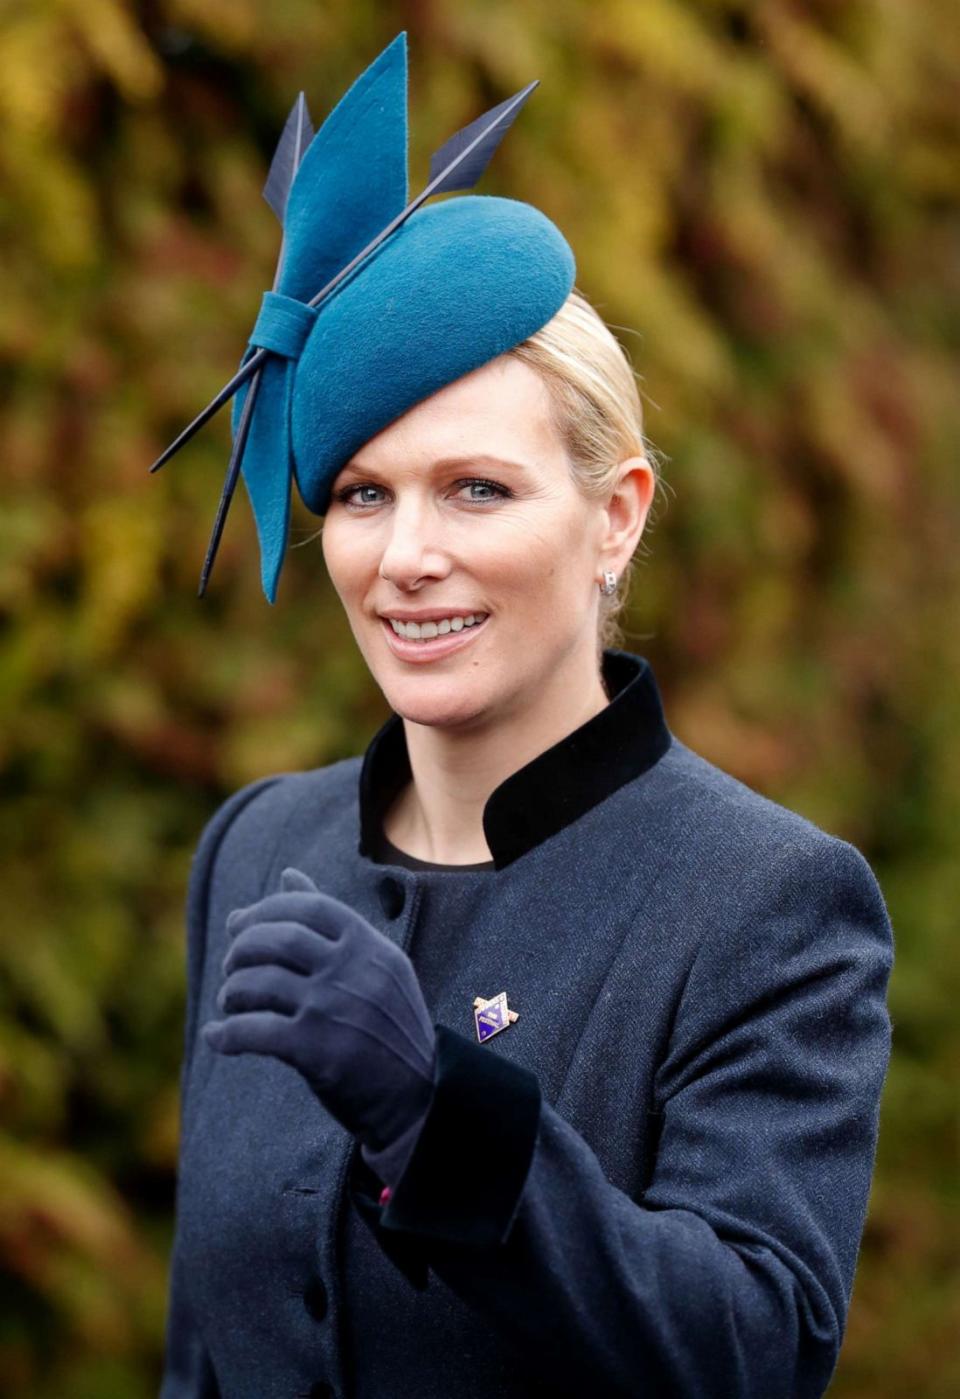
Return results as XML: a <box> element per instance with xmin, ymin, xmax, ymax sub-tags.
<box><xmin>599</xmin><ymin>569</ymin><xmax>617</xmax><ymax>596</ymax></box>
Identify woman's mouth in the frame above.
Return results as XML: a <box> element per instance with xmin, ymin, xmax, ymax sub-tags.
<box><xmin>380</xmin><ymin>612</ymin><xmax>490</xmax><ymax>662</ymax></box>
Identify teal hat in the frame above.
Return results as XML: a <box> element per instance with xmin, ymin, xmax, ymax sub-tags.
<box><xmin>154</xmin><ymin>32</ymin><xmax>575</xmax><ymax>602</ymax></box>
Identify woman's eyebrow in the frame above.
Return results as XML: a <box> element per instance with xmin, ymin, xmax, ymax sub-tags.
<box><xmin>343</xmin><ymin>453</ymin><xmax>533</xmax><ymax>477</ymax></box>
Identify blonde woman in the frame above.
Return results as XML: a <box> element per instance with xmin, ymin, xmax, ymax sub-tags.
<box><xmin>160</xmin><ymin>35</ymin><xmax>893</xmax><ymax>1399</ymax></box>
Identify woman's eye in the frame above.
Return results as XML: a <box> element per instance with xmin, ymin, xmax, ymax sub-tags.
<box><xmin>335</xmin><ymin>484</ymin><xmax>386</xmax><ymax>507</ymax></box>
<box><xmin>456</xmin><ymin>478</ymin><xmax>509</xmax><ymax>502</ymax></box>
<box><xmin>344</xmin><ymin>484</ymin><xmax>386</xmax><ymax>506</ymax></box>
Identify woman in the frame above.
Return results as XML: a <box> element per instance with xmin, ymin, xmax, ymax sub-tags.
<box><xmin>160</xmin><ymin>36</ymin><xmax>893</xmax><ymax>1399</ymax></box>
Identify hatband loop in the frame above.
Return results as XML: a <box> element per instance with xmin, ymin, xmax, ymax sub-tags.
<box><xmin>249</xmin><ymin>291</ymin><xmax>319</xmax><ymax>360</ymax></box>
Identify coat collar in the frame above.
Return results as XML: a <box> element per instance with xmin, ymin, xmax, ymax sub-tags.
<box><xmin>357</xmin><ymin>648</ymin><xmax>672</xmax><ymax>871</ymax></box>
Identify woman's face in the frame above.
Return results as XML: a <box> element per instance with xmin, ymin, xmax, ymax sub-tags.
<box><xmin>321</xmin><ymin>353</ymin><xmax>650</xmax><ymax>730</ymax></box>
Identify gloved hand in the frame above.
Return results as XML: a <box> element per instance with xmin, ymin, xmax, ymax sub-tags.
<box><xmin>201</xmin><ymin>866</ymin><xmax>436</xmax><ymax>1188</ymax></box>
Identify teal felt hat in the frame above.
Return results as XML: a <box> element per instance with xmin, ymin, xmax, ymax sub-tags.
<box><xmin>154</xmin><ymin>32</ymin><xmax>575</xmax><ymax>603</ymax></box>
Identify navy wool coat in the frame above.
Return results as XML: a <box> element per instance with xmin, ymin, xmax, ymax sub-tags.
<box><xmin>160</xmin><ymin>649</ymin><xmax>894</xmax><ymax>1399</ymax></box>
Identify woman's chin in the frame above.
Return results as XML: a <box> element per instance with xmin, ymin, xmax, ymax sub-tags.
<box><xmin>363</xmin><ymin>617</ymin><xmax>495</xmax><ymax>720</ymax></box>
<box><xmin>376</xmin><ymin>672</ymin><xmax>494</xmax><ymax>732</ymax></box>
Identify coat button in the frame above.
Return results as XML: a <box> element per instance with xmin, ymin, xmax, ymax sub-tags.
<box><xmin>378</xmin><ymin>875</ymin><xmax>405</xmax><ymax>919</ymax></box>
<box><xmin>302</xmin><ymin>1275</ymin><xmax>328</xmax><ymax>1321</ymax></box>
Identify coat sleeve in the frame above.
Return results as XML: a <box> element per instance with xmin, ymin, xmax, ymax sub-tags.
<box><xmin>159</xmin><ymin>777</ymin><xmax>283</xmax><ymax>1399</ymax></box>
<box><xmin>348</xmin><ymin>834</ymin><xmax>894</xmax><ymax>1399</ymax></box>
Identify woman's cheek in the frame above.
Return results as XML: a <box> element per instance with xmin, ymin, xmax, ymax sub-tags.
<box><xmin>323</xmin><ymin>523</ymin><xmax>372</xmax><ymax>596</ymax></box>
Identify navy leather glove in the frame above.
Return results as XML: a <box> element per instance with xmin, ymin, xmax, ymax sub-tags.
<box><xmin>201</xmin><ymin>866</ymin><xmax>436</xmax><ymax>1187</ymax></box>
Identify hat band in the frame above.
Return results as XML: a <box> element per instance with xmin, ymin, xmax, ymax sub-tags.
<box><xmin>235</xmin><ymin>290</ymin><xmax>320</xmax><ymax>605</ymax></box>
<box><xmin>249</xmin><ymin>291</ymin><xmax>319</xmax><ymax>359</ymax></box>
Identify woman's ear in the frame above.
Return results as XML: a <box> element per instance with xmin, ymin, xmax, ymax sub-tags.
<box><xmin>599</xmin><ymin>456</ymin><xmax>655</xmax><ymax>572</ymax></box>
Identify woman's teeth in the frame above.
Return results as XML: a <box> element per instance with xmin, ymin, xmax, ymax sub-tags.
<box><xmin>389</xmin><ymin>613</ymin><xmax>488</xmax><ymax>640</ymax></box>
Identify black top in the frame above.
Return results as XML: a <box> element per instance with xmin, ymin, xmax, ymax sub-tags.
<box><xmin>371</xmin><ymin>827</ymin><xmax>496</xmax><ymax>872</ymax></box>
<box><xmin>359</xmin><ymin>647</ymin><xmax>672</xmax><ymax>871</ymax></box>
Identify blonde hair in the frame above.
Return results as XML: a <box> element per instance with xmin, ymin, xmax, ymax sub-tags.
<box><xmin>506</xmin><ymin>288</ymin><xmax>666</xmax><ymax>653</ymax></box>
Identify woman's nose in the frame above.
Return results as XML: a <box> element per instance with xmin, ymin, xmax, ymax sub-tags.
<box><xmin>377</xmin><ymin>503</ymin><xmax>450</xmax><ymax>587</ymax></box>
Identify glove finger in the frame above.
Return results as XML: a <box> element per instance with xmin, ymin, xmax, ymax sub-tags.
<box><xmin>226</xmin><ymin>889</ymin><xmax>360</xmax><ymax>942</ymax></box>
<box><xmin>201</xmin><ymin>1008</ymin><xmax>298</xmax><ymax>1061</ymax></box>
<box><xmin>280</xmin><ymin>866</ymin><xmax>319</xmax><ymax>893</ymax></box>
<box><xmin>217</xmin><ymin>963</ymin><xmax>306</xmax><ymax>1018</ymax></box>
<box><xmin>224</xmin><ymin>919</ymin><xmax>337</xmax><ymax>978</ymax></box>
<box><xmin>223</xmin><ymin>867</ymin><xmax>318</xmax><ymax>935</ymax></box>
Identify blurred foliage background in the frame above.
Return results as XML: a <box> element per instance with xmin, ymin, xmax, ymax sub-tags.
<box><xmin>1</xmin><ymin>0</ymin><xmax>957</xmax><ymax>1395</ymax></box>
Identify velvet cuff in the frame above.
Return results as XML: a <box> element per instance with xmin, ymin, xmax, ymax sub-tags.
<box><xmin>348</xmin><ymin>1022</ymin><xmax>542</xmax><ymax>1289</ymax></box>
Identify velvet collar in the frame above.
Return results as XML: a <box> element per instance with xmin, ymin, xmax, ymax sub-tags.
<box><xmin>357</xmin><ymin>648</ymin><xmax>672</xmax><ymax>871</ymax></box>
